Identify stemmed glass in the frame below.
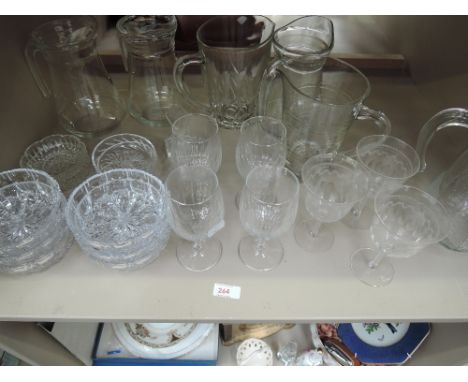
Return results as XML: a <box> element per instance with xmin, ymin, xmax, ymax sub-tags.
<box><xmin>165</xmin><ymin>113</ymin><xmax>222</xmax><ymax>172</ymax></box>
<box><xmin>238</xmin><ymin>165</ymin><xmax>299</xmax><ymax>271</ymax></box>
<box><xmin>235</xmin><ymin>116</ymin><xmax>287</xmax><ymax>207</ymax></box>
<box><xmin>294</xmin><ymin>153</ymin><xmax>368</xmax><ymax>252</ymax></box>
<box><xmin>342</xmin><ymin>135</ymin><xmax>420</xmax><ymax>230</ymax></box>
<box><xmin>165</xmin><ymin>165</ymin><xmax>224</xmax><ymax>272</ymax></box>
<box><xmin>350</xmin><ymin>185</ymin><xmax>450</xmax><ymax>287</ymax></box>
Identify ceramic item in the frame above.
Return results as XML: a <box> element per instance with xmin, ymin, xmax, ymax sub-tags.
<box><xmin>236</xmin><ymin>338</ymin><xmax>273</xmax><ymax>366</ymax></box>
<box><xmin>113</xmin><ymin>322</ymin><xmax>215</xmax><ymax>359</ymax></box>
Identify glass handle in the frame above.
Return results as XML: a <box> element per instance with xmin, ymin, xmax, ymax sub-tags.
<box><xmin>257</xmin><ymin>58</ymin><xmax>284</xmax><ymax>116</ymax></box>
<box><xmin>173</xmin><ymin>53</ymin><xmax>210</xmax><ymax>113</ymax></box>
<box><xmin>356</xmin><ymin>105</ymin><xmax>392</xmax><ymax>136</ymax></box>
<box><xmin>118</xmin><ymin>36</ymin><xmax>129</xmax><ymax>72</ymax></box>
<box><xmin>24</xmin><ymin>40</ymin><xmax>50</xmax><ymax>98</ymax></box>
<box><xmin>415</xmin><ymin>108</ymin><xmax>468</xmax><ymax>172</ymax></box>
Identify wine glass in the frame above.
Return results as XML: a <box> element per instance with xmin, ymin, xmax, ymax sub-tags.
<box><xmin>235</xmin><ymin>116</ymin><xmax>287</xmax><ymax>207</ymax></box>
<box><xmin>165</xmin><ymin>165</ymin><xmax>224</xmax><ymax>272</ymax></box>
<box><xmin>342</xmin><ymin>135</ymin><xmax>420</xmax><ymax>230</ymax></box>
<box><xmin>165</xmin><ymin>113</ymin><xmax>222</xmax><ymax>172</ymax></box>
<box><xmin>294</xmin><ymin>153</ymin><xmax>368</xmax><ymax>252</ymax></box>
<box><xmin>350</xmin><ymin>185</ymin><xmax>451</xmax><ymax>287</ymax></box>
<box><xmin>238</xmin><ymin>165</ymin><xmax>299</xmax><ymax>271</ymax></box>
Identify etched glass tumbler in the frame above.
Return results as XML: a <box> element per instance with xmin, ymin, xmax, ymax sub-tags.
<box><xmin>165</xmin><ymin>113</ymin><xmax>222</xmax><ymax>172</ymax></box>
<box><xmin>66</xmin><ymin>169</ymin><xmax>171</xmax><ymax>270</ymax></box>
<box><xmin>0</xmin><ymin>169</ymin><xmax>73</xmax><ymax>274</ymax></box>
<box><xmin>235</xmin><ymin>116</ymin><xmax>287</xmax><ymax>207</ymax></box>
<box><xmin>350</xmin><ymin>186</ymin><xmax>450</xmax><ymax>287</ymax></box>
<box><xmin>165</xmin><ymin>165</ymin><xmax>225</xmax><ymax>272</ymax></box>
<box><xmin>92</xmin><ymin>133</ymin><xmax>159</xmax><ymax>175</ymax></box>
<box><xmin>294</xmin><ymin>153</ymin><xmax>368</xmax><ymax>252</ymax></box>
<box><xmin>342</xmin><ymin>135</ymin><xmax>420</xmax><ymax>230</ymax></box>
<box><xmin>239</xmin><ymin>166</ymin><xmax>299</xmax><ymax>271</ymax></box>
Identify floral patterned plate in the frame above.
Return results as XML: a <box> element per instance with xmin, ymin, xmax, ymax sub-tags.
<box><xmin>337</xmin><ymin>323</ymin><xmax>431</xmax><ymax>365</ymax></box>
<box><xmin>112</xmin><ymin>322</ymin><xmax>215</xmax><ymax>359</ymax></box>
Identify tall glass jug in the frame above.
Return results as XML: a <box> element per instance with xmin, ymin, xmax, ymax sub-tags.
<box><xmin>260</xmin><ymin>15</ymin><xmax>334</xmax><ymax>118</ymax></box>
<box><xmin>25</xmin><ymin>17</ymin><xmax>125</xmax><ymax>137</ymax></box>
<box><xmin>173</xmin><ymin>15</ymin><xmax>275</xmax><ymax>130</ymax></box>
<box><xmin>260</xmin><ymin>57</ymin><xmax>391</xmax><ymax>177</ymax></box>
<box><xmin>117</xmin><ymin>15</ymin><xmax>177</xmax><ymax>125</ymax></box>
<box><xmin>415</xmin><ymin>107</ymin><xmax>468</xmax><ymax>252</ymax></box>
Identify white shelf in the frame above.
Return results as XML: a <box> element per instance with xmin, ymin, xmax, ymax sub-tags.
<box><xmin>0</xmin><ymin>74</ymin><xmax>467</xmax><ymax>323</ymax></box>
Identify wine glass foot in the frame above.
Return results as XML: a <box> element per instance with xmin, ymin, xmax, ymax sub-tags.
<box><xmin>176</xmin><ymin>238</ymin><xmax>222</xmax><ymax>272</ymax></box>
<box><xmin>350</xmin><ymin>248</ymin><xmax>394</xmax><ymax>287</ymax></box>
<box><xmin>238</xmin><ymin>236</ymin><xmax>284</xmax><ymax>271</ymax></box>
<box><xmin>294</xmin><ymin>220</ymin><xmax>334</xmax><ymax>252</ymax></box>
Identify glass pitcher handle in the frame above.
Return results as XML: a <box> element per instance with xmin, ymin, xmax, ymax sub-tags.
<box><xmin>356</xmin><ymin>105</ymin><xmax>392</xmax><ymax>136</ymax></box>
<box><xmin>415</xmin><ymin>108</ymin><xmax>468</xmax><ymax>172</ymax></box>
<box><xmin>257</xmin><ymin>58</ymin><xmax>285</xmax><ymax>116</ymax></box>
<box><xmin>24</xmin><ymin>40</ymin><xmax>50</xmax><ymax>98</ymax></box>
<box><xmin>173</xmin><ymin>53</ymin><xmax>210</xmax><ymax>113</ymax></box>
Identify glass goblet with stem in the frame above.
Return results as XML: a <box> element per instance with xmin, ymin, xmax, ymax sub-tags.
<box><xmin>350</xmin><ymin>185</ymin><xmax>450</xmax><ymax>287</ymax></box>
<box><xmin>235</xmin><ymin>116</ymin><xmax>287</xmax><ymax>208</ymax></box>
<box><xmin>238</xmin><ymin>165</ymin><xmax>299</xmax><ymax>271</ymax></box>
<box><xmin>165</xmin><ymin>165</ymin><xmax>224</xmax><ymax>272</ymax></box>
<box><xmin>165</xmin><ymin>113</ymin><xmax>222</xmax><ymax>172</ymax></box>
<box><xmin>342</xmin><ymin>134</ymin><xmax>420</xmax><ymax>230</ymax></box>
<box><xmin>294</xmin><ymin>153</ymin><xmax>368</xmax><ymax>252</ymax></box>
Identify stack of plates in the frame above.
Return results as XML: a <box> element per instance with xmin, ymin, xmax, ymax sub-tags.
<box><xmin>112</xmin><ymin>322</ymin><xmax>215</xmax><ymax>359</ymax></box>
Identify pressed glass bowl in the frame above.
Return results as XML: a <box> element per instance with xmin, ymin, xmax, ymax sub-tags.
<box><xmin>65</xmin><ymin>169</ymin><xmax>171</xmax><ymax>270</ymax></box>
<box><xmin>0</xmin><ymin>169</ymin><xmax>73</xmax><ymax>274</ymax></box>
<box><xmin>20</xmin><ymin>134</ymin><xmax>92</xmax><ymax>195</ymax></box>
<box><xmin>91</xmin><ymin>133</ymin><xmax>159</xmax><ymax>175</ymax></box>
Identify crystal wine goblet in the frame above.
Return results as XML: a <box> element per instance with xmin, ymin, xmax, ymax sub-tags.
<box><xmin>350</xmin><ymin>185</ymin><xmax>450</xmax><ymax>287</ymax></box>
<box><xmin>294</xmin><ymin>153</ymin><xmax>368</xmax><ymax>252</ymax></box>
<box><xmin>238</xmin><ymin>165</ymin><xmax>299</xmax><ymax>271</ymax></box>
<box><xmin>342</xmin><ymin>135</ymin><xmax>420</xmax><ymax>230</ymax></box>
<box><xmin>165</xmin><ymin>165</ymin><xmax>225</xmax><ymax>272</ymax></box>
<box><xmin>165</xmin><ymin>113</ymin><xmax>222</xmax><ymax>172</ymax></box>
<box><xmin>235</xmin><ymin>116</ymin><xmax>287</xmax><ymax>208</ymax></box>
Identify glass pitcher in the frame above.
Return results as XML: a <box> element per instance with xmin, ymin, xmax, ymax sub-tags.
<box><xmin>415</xmin><ymin>107</ymin><xmax>468</xmax><ymax>252</ymax></box>
<box><xmin>173</xmin><ymin>15</ymin><xmax>275</xmax><ymax>130</ymax></box>
<box><xmin>260</xmin><ymin>15</ymin><xmax>334</xmax><ymax>118</ymax></box>
<box><xmin>25</xmin><ymin>16</ymin><xmax>125</xmax><ymax>137</ymax></box>
<box><xmin>117</xmin><ymin>15</ymin><xmax>177</xmax><ymax>125</ymax></box>
<box><xmin>259</xmin><ymin>57</ymin><xmax>391</xmax><ymax>177</ymax></box>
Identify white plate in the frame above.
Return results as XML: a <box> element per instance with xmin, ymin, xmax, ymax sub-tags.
<box><xmin>351</xmin><ymin>323</ymin><xmax>410</xmax><ymax>347</ymax></box>
<box><xmin>236</xmin><ymin>338</ymin><xmax>273</xmax><ymax>366</ymax></box>
<box><xmin>112</xmin><ymin>322</ymin><xmax>215</xmax><ymax>359</ymax></box>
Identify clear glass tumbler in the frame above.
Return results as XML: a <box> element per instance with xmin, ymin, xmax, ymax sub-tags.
<box><xmin>239</xmin><ymin>165</ymin><xmax>299</xmax><ymax>271</ymax></box>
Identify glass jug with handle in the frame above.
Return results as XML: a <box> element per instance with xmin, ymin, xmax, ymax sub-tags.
<box><xmin>259</xmin><ymin>57</ymin><xmax>392</xmax><ymax>178</ymax></box>
<box><xmin>25</xmin><ymin>16</ymin><xmax>125</xmax><ymax>137</ymax></box>
<box><xmin>117</xmin><ymin>15</ymin><xmax>177</xmax><ymax>125</ymax></box>
<box><xmin>415</xmin><ymin>107</ymin><xmax>468</xmax><ymax>252</ymax></box>
<box><xmin>259</xmin><ymin>15</ymin><xmax>334</xmax><ymax>118</ymax></box>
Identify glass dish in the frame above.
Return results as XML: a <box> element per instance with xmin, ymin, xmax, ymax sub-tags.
<box><xmin>65</xmin><ymin>169</ymin><xmax>171</xmax><ymax>270</ymax></box>
<box><xmin>20</xmin><ymin>134</ymin><xmax>93</xmax><ymax>195</ymax></box>
<box><xmin>0</xmin><ymin>169</ymin><xmax>73</xmax><ymax>274</ymax></box>
<box><xmin>92</xmin><ymin>133</ymin><xmax>159</xmax><ymax>175</ymax></box>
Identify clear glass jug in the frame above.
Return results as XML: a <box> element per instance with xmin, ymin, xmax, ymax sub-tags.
<box><xmin>260</xmin><ymin>15</ymin><xmax>334</xmax><ymax>118</ymax></box>
<box><xmin>173</xmin><ymin>15</ymin><xmax>275</xmax><ymax>130</ymax></box>
<box><xmin>415</xmin><ymin>107</ymin><xmax>468</xmax><ymax>252</ymax></box>
<box><xmin>117</xmin><ymin>15</ymin><xmax>177</xmax><ymax>125</ymax></box>
<box><xmin>25</xmin><ymin>16</ymin><xmax>125</xmax><ymax>137</ymax></box>
<box><xmin>259</xmin><ymin>57</ymin><xmax>391</xmax><ymax>177</ymax></box>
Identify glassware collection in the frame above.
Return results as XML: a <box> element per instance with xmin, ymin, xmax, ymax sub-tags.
<box><xmin>0</xmin><ymin>15</ymin><xmax>465</xmax><ymax>295</ymax></box>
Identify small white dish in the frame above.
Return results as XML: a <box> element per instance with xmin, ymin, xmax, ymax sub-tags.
<box><xmin>236</xmin><ymin>338</ymin><xmax>273</xmax><ymax>366</ymax></box>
